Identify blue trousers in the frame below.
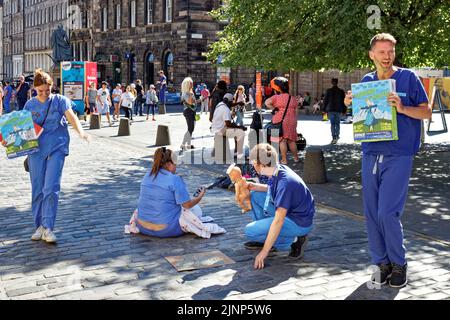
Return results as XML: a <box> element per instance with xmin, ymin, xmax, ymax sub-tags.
<box><xmin>328</xmin><ymin>112</ymin><xmax>341</xmax><ymax>139</ymax></box>
<box><xmin>28</xmin><ymin>150</ymin><xmax>66</xmax><ymax>230</ymax></box>
<box><xmin>362</xmin><ymin>154</ymin><xmax>413</xmax><ymax>266</ymax></box>
<box><xmin>245</xmin><ymin>191</ymin><xmax>312</xmax><ymax>251</ymax></box>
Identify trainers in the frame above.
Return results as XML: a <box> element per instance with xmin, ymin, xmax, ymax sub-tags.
<box><xmin>289</xmin><ymin>235</ymin><xmax>308</xmax><ymax>258</ymax></box>
<box><xmin>42</xmin><ymin>228</ymin><xmax>57</xmax><ymax>243</ymax></box>
<box><xmin>244</xmin><ymin>241</ymin><xmax>264</xmax><ymax>250</ymax></box>
<box><xmin>371</xmin><ymin>263</ymin><xmax>392</xmax><ymax>285</ymax></box>
<box><xmin>389</xmin><ymin>263</ymin><xmax>407</xmax><ymax>288</ymax></box>
<box><xmin>330</xmin><ymin>139</ymin><xmax>336</xmax><ymax>144</ymax></box>
<box><xmin>31</xmin><ymin>226</ymin><xmax>45</xmax><ymax>241</ymax></box>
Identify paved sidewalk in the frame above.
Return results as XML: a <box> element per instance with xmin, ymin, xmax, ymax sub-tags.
<box><xmin>0</xmin><ymin>123</ymin><xmax>449</xmax><ymax>300</ymax></box>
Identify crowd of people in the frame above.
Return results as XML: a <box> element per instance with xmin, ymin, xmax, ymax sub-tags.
<box><xmin>0</xmin><ymin>33</ymin><xmax>432</xmax><ymax>289</ymax></box>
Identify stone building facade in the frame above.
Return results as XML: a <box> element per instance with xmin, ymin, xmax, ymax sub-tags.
<box><xmin>23</xmin><ymin>0</ymin><xmax>69</xmax><ymax>76</ymax></box>
<box><xmin>2</xmin><ymin>0</ymin><xmax>23</xmax><ymax>80</ymax></box>
<box><xmin>0</xmin><ymin>1</ymin><xmax>3</xmax><ymax>79</ymax></box>
<box><xmin>69</xmin><ymin>0</ymin><xmax>256</xmax><ymax>91</ymax></box>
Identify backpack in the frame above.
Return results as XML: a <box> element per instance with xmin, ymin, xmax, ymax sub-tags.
<box><xmin>250</xmin><ymin>110</ymin><xmax>263</xmax><ymax>130</ymax></box>
<box><xmin>296</xmin><ymin>133</ymin><xmax>307</xmax><ymax>151</ymax></box>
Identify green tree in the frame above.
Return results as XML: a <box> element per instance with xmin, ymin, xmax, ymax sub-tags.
<box><xmin>207</xmin><ymin>0</ymin><xmax>450</xmax><ymax>71</ymax></box>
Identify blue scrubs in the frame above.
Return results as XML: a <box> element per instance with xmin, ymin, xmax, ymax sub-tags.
<box><xmin>136</xmin><ymin>169</ymin><xmax>191</xmax><ymax>238</ymax></box>
<box><xmin>24</xmin><ymin>94</ymin><xmax>71</xmax><ymax>230</ymax></box>
<box><xmin>360</xmin><ymin>68</ymin><xmax>428</xmax><ymax>266</ymax></box>
<box><xmin>245</xmin><ymin>165</ymin><xmax>315</xmax><ymax>251</ymax></box>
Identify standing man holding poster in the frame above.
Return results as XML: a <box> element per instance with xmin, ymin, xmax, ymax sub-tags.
<box><xmin>344</xmin><ymin>33</ymin><xmax>431</xmax><ymax>288</ymax></box>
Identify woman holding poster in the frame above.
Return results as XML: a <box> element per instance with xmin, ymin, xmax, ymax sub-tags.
<box><xmin>24</xmin><ymin>69</ymin><xmax>91</xmax><ymax>243</ymax></box>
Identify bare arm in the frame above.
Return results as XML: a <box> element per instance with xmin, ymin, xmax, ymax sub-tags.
<box><xmin>248</xmin><ymin>182</ymin><xmax>268</xmax><ymax>193</ymax></box>
<box><xmin>65</xmin><ymin>108</ymin><xmax>90</xmax><ymax>141</ymax></box>
<box><xmin>264</xmin><ymin>96</ymin><xmax>275</xmax><ymax>109</ymax></box>
<box><xmin>181</xmin><ymin>189</ymin><xmax>206</xmax><ymax>209</ymax></box>
<box><xmin>254</xmin><ymin>207</ymin><xmax>287</xmax><ymax>269</ymax></box>
<box><xmin>388</xmin><ymin>93</ymin><xmax>431</xmax><ymax>120</ymax></box>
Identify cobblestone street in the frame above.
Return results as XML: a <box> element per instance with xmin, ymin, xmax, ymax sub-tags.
<box><xmin>0</xmin><ymin>111</ymin><xmax>449</xmax><ymax>300</ymax></box>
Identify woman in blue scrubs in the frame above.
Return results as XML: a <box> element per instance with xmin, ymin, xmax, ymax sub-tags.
<box><xmin>136</xmin><ymin>147</ymin><xmax>206</xmax><ymax>237</ymax></box>
<box><xmin>25</xmin><ymin>69</ymin><xmax>90</xmax><ymax>243</ymax></box>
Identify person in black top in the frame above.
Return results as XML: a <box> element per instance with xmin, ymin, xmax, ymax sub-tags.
<box><xmin>208</xmin><ymin>80</ymin><xmax>227</xmax><ymax>122</ymax></box>
<box><xmin>16</xmin><ymin>75</ymin><xmax>31</xmax><ymax>111</ymax></box>
<box><xmin>324</xmin><ymin>78</ymin><xmax>346</xmax><ymax>144</ymax></box>
<box><xmin>134</xmin><ymin>79</ymin><xmax>144</xmax><ymax>116</ymax></box>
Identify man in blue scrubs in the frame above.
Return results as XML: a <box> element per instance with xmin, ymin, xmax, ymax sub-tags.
<box><xmin>345</xmin><ymin>33</ymin><xmax>431</xmax><ymax>288</ymax></box>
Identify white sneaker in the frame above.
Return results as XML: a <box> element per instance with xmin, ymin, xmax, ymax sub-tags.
<box><xmin>42</xmin><ymin>228</ymin><xmax>57</xmax><ymax>243</ymax></box>
<box><xmin>31</xmin><ymin>226</ymin><xmax>45</xmax><ymax>241</ymax></box>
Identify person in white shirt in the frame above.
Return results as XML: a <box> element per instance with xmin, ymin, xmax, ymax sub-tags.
<box><xmin>118</xmin><ymin>85</ymin><xmax>136</xmax><ymax>122</ymax></box>
<box><xmin>211</xmin><ymin>93</ymin><xmax>247</xmax><ymax>160</ymax></box>
<box><xmin>112</xmin><ymin>84</ymin><xmax>123</xmax><ymax>121</ymax></box>
<box><xmin>97</xmin><ymin>81</ymin><xmax>113</xmax><ymax>126</ymax></box>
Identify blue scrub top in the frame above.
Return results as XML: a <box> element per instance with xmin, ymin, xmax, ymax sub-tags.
<box><xmin>360</xmin><ymin>68</ymin><xmax>429</xmax><ymax>156</ymax></box>
<box><xmin>137</xmin><ymin>169</ymin><xmax>191</xmax><ymax>225</ymax></box>
<box><xmin>24</xmin><ymin>94</ymin><xmax>72</xmax><ymax>157</ymax></box>
<box><xmin>269</xmin><ymin>165</ymin><xmax>315</xmax><ymax>228</ymax></box>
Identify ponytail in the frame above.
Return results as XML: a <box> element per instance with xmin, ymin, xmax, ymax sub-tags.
<box><xmin>151</xmin><ymin>147</ymin><xmax>175</xmax><ymax>178</ymax></box>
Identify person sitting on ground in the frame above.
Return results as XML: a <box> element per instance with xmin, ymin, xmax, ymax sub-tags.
<box><xmin>244</xmin><ymin>143</ymin><xmax>315</xmax><ymax>269</ymax></box>
<box><xmin>134</xmin><ymin>147</ymin><xmax>226</xmax><ymax>238</ymax></box>
<box><xmin>211</xmin><ymin>93</ymin><xmax>247</xmax><ymax>160</ymax></box>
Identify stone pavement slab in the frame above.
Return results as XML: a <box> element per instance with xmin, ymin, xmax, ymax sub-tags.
<box><xmin>1</xmin><ymin>117</ymin><xmax>449</xmax><ymax>300</ymax></box>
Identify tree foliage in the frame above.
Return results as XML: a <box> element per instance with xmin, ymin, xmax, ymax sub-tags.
<box><xmin>207</xmin><ymin>0</ymin><xmax>450</xmax><ymax>71</ymax></box>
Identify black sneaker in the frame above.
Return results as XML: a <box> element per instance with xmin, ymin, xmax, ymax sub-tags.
<box><xmin>288</xmin><ymin>236</ymin><xmax>308</xmax><ymax>258</ymax></box>
<box><xmin>244</xmin><ymin>241</ymin><xmax>264</xmax><ymax>250</ymax></box>
<box><xmin>389</xmin><ymin>263</ymin><xmax>407</xmax><ymax>288</ymax></box>
<box><xmin>371</xmin><ymin>263</ymin><xmax>392</xmax><ymax>285</ymax></box>
<box><xmin>244</xmin><ymin>241</ymin><xmax>276</xmax><ymax>252</ymax></box>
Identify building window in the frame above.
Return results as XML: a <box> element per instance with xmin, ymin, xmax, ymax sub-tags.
<box><xmin>130</xmin><ymin>1</ymin><xmax>136</xmax><ymax>28</ymax></box>
<box><xmin>115</xmin><ymin>4</ymin><xmax>121</xmax><ymax>30</ymax></box>
<box><xmin>101</xmin><ymin>7</ymin><xmax>107</xmax><ymax>31</ymax></box>
<box><xmin>165</xmin><ymin>0</ymin><xmax>172</xmax><ymax>23</ymax></box>
<box><xmin>146</xmin><ymin>0</ymin><xmax>153</xmax><ymax>25</ymax></box>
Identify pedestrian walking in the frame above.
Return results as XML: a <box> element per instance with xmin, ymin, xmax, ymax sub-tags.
<box><xmin>156</xmin><ymin>70</ymin><xmax>167</xmax><ymax>110</ymax></box>
<box><xmin>3</xmin><ymin>81</ymin><xmax>15</xmax><ymax>113</ymax></box>
<box><xmin>344</xmin><ymin>33</ymin><xmax>431</xmax><ymax>288</ymax></box>
<box><xmin>145</xmin><ymin>84</ymin><xmax>158</xmax><ymax>121</ymax></box>
<box><xmin>233</xmin><ymin>85</ymin><xmax>246</xmax><ymax>126</ymax></box>
<box><xmin>200</xmin><ymin>83</ymin><xmax>210</xmax><ymax>114</ymax></box>
<box><xmin>245</xmin><ymin>143</ymin><xmax>315</xmax><ymax>269</ymax></box>
<box><xmin>21</xmin><ymin>69</ymin><xmax>90</xmax><ymax>243</ymax></box>
<box><xmin>180</xmin><ymin>77</ymin><xmax>199</xmax><ymax>150</ymax></box>
<box><xmin>118</xmin><ymin>85</ymin><xmax>135</xmax><ymax>122</ymax></box>
<box><xmin>134</xmin><ymin>79</ymin><xmax>144</xmax><ymax>116</ymax></box>
<box><xmin>264</xmin><ymin>77</ymin><xmax>300</xmax><ymax>164</ymax></box>
<box><xmin>96</xmin><ymin>81</ymin><xmax>113</xmax><ymax>126</ymax></box>
<box><xmin>112</xmin><ymin>84</ymin><xmax>123</xmax><ymax>121</ymax></box>
<box><xmin>85</xmin><ymin>82</ymin><xmax>98</xmax><ymax>120</ymax></box>
<box><xmin>324</xmin><ymin>78</ymin><xmax>346</xmax><ymax>144</ymax></box>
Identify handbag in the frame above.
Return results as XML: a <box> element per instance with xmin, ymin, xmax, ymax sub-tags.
<box><xmin>250</xmin><ymin>109</ymin><xmax>263</xmax><ymax>130</ymax></box>
<box><xmin>24</xmin><ymin>96</ymin><xmax>53</xmax><ymax>172</ymax></box>
<box><xmin>267</xmin><ymin>96</ymin><xmax>291</xmax><ymax>138</ymax></box>
<box><xmin>296</xmin><ymin>133</ymin><xmax>307</xmax><ymax>151</ymax></box>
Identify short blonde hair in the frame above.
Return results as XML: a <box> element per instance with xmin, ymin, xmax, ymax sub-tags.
<box><xmin>249</xmin><ymin>143</ymin><xmax>279</xmax><ymax>167</ymax></box>
<box><xmin>370</xmin><ymin>33</ymin><xmax>397</xmax><ymax>50</ymax></box>
<box><xmin>181</xmin><ymin>77</ymin><xmax>193</xmax><ymax>95</ymax></box>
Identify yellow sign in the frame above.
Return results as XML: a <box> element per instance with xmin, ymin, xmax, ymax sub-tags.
<box><xmin>428</xmin><ymin>77</ymin><xmax>450</xmax><ymax>110</ymax></box>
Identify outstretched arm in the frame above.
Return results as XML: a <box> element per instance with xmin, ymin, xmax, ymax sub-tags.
<box><xmin>254</xmin><ymin>207</ymin><xmax>287</xmax><ymax>269</ymax></box>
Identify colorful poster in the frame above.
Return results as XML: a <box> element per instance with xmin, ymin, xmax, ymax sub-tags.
<box><xmin>61</xmin><ymin>61</ymin><xmax>98</xmax><ymax>115</ymax></box>
<box><xmin>351</xmin><ymin>79</ymin><xmax>398</xmax><ymax>142</ymax></box>
<box><xmin>427</xmin><ymin>78</ymin><xmax>450</xmax><ymax>110</ymax></box>
<box><xmin>256</xmin><ymin>72</ymin><xmax>262</xmax><ymax>108</ymax></box>
<box><xmin>0</xmin><ymin>110</ymin><xmax>40</xmax><ymax>159</ymax></box>
<box><xmin>85</xmin><ymin>62</ymin><xmax>98</xmax><ymax>89</ymax></box>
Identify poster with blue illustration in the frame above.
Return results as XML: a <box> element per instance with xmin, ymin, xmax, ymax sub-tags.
<box><xmin>0</xmin><ymin>110</ymin><xmax>40</xmax><ymax>159</ymax></box>
<box><xmin>351</xmin><ymin>79</ymin><xmax>398</xmax><ymax>142</ymax></box>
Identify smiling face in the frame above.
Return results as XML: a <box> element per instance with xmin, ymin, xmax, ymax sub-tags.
<box><xmin>369</xmin><ymin>40</ymin><xmax>396</xmax><ymax>72</ymax></box>
<box><xmin>35</xmin><ymin>84</ymin><xmax>51</xmax><ymax>102</ymax></box>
